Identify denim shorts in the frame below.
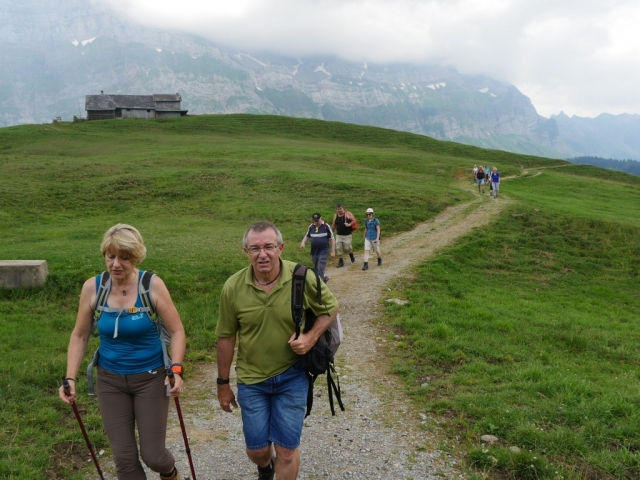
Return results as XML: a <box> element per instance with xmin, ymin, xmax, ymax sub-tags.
<box><xmin>237</xmin><ymin>361</ymin><xmax>309</xmax><ymax>450</ymax></box>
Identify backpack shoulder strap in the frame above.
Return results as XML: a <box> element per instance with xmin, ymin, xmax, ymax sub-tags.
<box><xmin>91</xmin><ymin>271</ymin><xmax>111</xmax><ymax>336</ymax></box>
<box><xmin>138</xmin><ymin>270</ymin><xmax>157</xmax><ymax>320</ymax></box>
<box><xmin>291</xmin><ymin>264</ymin><xmax>307</xmax><ymax>338</ymax></box>
<box><xmin>139</xmin><ymin>270</ymin><xmax>172</xmax><ymax>377</ymax></box>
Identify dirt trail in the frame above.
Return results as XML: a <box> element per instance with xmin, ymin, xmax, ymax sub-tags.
<box><xmin>89</xmin><ymin>187</ymin><xmax>511</xmax><ymax>479</ymax></box>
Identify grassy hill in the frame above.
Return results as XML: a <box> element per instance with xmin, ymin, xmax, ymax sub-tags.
<box><xmin>1</xmin><ymin>114</ymin><xmax>638</xmax><ymax>479</ymax></box>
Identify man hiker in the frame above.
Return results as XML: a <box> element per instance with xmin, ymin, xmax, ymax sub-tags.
<box><xmin>362</xmin><ymin>208</ymin><xmax>382</xmax><ymax>270</ymax></box>
<box><xmin>331</xmin><ymin>203</ymin><xmax>357</xmax><ymax>268</ymax></box>
<box><xmin>300</xmin><ymin>212</ymin><xmax>335</xmax><ymax>283</ymax></box>
<box><xmin>216</xmin><ymin>221</ymin><xmax>339</xmax><ymax>480</ymax></box>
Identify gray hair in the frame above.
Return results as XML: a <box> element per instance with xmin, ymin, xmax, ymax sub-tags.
<box><xmin>243</xmin><ymin>221</ymin><xmax>284</xmax><ymax>248</ymax></box>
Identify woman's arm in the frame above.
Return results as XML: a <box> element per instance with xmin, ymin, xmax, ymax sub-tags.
<box><xmin>59</xmin><ymin>278</ymin><xmax>96</xmax><ymax>404</ymax></box>
<box><xmin>151</xmin><ymin>275</ymin><xmax>186</xmax><ymax>394</ymax></box>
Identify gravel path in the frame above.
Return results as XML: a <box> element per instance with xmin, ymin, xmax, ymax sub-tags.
<box><xmin>90</xmin><ymin>191</ymin><xmax>509</xmax><ymax>480</ymax></box>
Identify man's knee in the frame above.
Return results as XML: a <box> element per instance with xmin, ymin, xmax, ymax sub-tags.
<box><xmin>247</xmin><ymin>445</ymin><xmax>273</xmax><ymax>467</ymax></box>
<box><xmin>274</xmin><ymin>445</ymin><xmax>298</xmax><ymax>465</ymax></box>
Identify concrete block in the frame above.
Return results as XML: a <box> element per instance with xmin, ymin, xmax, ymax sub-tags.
<box><xmin>0</xmin><ymin>260</ymin><xmax>49</xmax><ymax>289</ymax></box>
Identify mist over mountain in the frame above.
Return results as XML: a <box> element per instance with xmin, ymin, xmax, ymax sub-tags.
<box><xmin>2</xmin><ymin>0</ymin><xmax>638</xmax><ymax>160</ymax></box>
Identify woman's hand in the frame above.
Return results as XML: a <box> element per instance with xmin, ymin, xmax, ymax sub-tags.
<box><xmin>58</xmin><ymin>380</ymin><xmax>76</xmax><ymax>405</ymax></box>
<box><xmin>166</xmin><ymin>373</ymin><xmax>185</xmax><ymax>397</ymax></box>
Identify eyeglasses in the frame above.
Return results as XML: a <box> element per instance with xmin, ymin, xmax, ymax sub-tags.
<box><xmin>246</xmin><ymin>244</ymin><xmax>280</xmax><ymax>255</ymax></box>
<box><xmin>366</xmin><ymin>213</ymin><xmax>373</xmax><ymax>215</ymax></box>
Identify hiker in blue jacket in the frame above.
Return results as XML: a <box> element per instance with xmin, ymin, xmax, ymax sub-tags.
<box><xmin>491</xmin><ymin>167</ymin><xmax>501</xmax><ymax>198</ymax></box>
<box><xmin>300</xmin><ymin>212</ymin><xmax>335</xmax><ymax>283</ymax></box>
<box><xmin>362</xmin><ymin>208</ymin><xmax>382</xmax><ymax>270</ymax></box>
<box><xmin>59</xmin><ymin>223</ymin><xmax>187</xmax><ymax>480</ymax></box>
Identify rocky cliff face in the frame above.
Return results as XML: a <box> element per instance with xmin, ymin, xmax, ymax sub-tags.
<box><xmin>1</xmin><ymin>0</ymin><xmax>637</xmax><ymax>160</ymax></box>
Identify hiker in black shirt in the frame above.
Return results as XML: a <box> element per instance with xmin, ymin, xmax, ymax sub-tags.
<box><xmin>331</xmin><ymin>204</ymin><xmax>357</xmax><ymax>268</ymax></box>
<box><xmin>475</xmin><ymin>164</ymin><xmax>486</xmax><ymax>194</ymax></box>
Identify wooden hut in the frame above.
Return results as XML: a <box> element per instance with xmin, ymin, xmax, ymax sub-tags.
<box><xmin>85</xmin><ymin>92</ymin><xmax>188</xmax><ymax>120</ymax></box>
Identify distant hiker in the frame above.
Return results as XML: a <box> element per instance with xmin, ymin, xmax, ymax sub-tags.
<box><xmin>362</xmin><ymin>208</ymin><xmax>382</xmax><ymax>270</ymax></box>
<box><xmin>216</xmin><ymin>221</ymin><xmax>339</xmax><ymax>480</ymax></box>
<box><xmin>475</xmin><ymin>165</ymin><xmax>486</xmax><ymax>194</ymax></box>
<box><xmin>59</xmin><ymin>224</ymin><xmax>187</xmax><ymax>480</ymax></box>
<box><xmin>300</xmin><ymin>212</ymin><xmax>335</xmax><ymax>283</ymax></box>
<box><xmin>331</xmin><ymin>203</ymin><xmax>357</xmax><ymax>267</ymax></box>
<box><xmin>491</xmin><ymin>167</ymin><xmax>501</xmax><ymax>198</ymax></box>
<box><xmin>473</xmin><ymin>165</ymin><xmax>478</xmax><ymax>179</ymax></box>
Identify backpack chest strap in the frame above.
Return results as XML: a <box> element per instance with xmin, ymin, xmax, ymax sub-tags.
<box><xmin>96</xmin><ymin>305</ymin><xmax>153</xmax><ymax>315</ymax></box>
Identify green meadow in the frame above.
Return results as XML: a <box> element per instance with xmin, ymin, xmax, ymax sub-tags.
<box><xmin>0</xmin><ymin>114</ymin><xmax>638</xmax><ymax>479</ymax></box>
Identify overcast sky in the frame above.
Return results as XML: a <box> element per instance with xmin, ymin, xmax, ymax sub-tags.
<box><xmin>100</xmin><ymin>0</ymin><xmax>640</xmax><ymax>118</ymax></box>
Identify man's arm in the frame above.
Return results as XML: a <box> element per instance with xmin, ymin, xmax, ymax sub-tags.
<box><xmin>216</xmin><ymin>336</ymin><xmax>238</xmax><ymax>412</ymax></box>
<box><xmin>288</xmin><ymin>309</ymin><xmax>338</xmax><ymax>355</ymax></box>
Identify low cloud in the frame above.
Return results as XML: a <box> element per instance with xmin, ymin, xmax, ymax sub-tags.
<box><xmin>98</xmin><ymin>0</ymin><xmax>640</xmax><ymax>117</ymax></box>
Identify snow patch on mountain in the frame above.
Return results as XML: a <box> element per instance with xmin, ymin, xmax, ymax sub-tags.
<box><xmin>314</xmin><ymin>63</ymin><xmax>331</xmax><ymax>78</ymax></box>
<box><xmin>235</xmin><ymin>53</ymin><xmax>266</xmax><ymax>67</ymax></box>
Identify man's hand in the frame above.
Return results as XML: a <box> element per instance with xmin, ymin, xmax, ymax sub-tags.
<box><xmin>217</xmin><ymin>384</ymin><xmax>238</xmax><ymax>412</ymax></box>
<box><xmin>288</xmin><ymin>332</ymin><xmax>317</xmax><ymax>355</ymax></box>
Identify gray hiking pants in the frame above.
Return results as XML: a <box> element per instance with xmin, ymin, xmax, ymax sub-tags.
<box><xmin>97</xmin><ymin>366</ymin><xmax>174</xmax><ymax>479</ymax></box>
<box><xmin>312</xmin><ymin>251</ymin><xmax>328</xmax><ymax>280</ymax></box>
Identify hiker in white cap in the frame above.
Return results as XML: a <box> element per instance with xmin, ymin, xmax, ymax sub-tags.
<box><xmin>362</xmin><ymin>208</ymin><xmax>382</xmax><ymax>271</ymax></box>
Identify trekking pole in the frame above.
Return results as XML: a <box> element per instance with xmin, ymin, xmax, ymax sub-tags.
<box><xmin>62</xmin><ymin>377</ymin><xmax>105</xmax><ymax>480</ymax></box>
<box><xmin>167</xmin><ymin>370</ymin><xmax>197</xmax><ymax>480</ymax></box>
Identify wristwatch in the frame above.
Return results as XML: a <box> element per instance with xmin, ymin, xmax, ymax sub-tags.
<box><xmin>216</xmin><ymin>377</ymin><xmax>230</xmax><ymax>385</ymax></box>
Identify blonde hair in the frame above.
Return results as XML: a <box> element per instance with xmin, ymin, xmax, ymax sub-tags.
<box><xmin>100</xmin><ymin>224</ymin><xmax>147</xmax><ymax>265</ymax></box>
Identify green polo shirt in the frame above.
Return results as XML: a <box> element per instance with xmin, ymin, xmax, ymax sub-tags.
<box><xmin>216</xmin><ymin>259</ymin><xmax>338</xmax><ymax>384</ymax></box>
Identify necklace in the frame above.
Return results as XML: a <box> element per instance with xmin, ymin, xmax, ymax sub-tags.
<box><xmin>119</xmin><ymin>274</ymin><xmax>135</xmax><ymax>296</ymax></box>
<box><xmin>254</xmin><ymin>271</ymin><xmax>280</xmax><ymax>286</ymax></box>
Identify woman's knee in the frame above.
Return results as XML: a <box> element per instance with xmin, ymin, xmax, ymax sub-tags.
<box><xmin>140</xmin><ymin>448</ymin><xmax>174</xmax><ymax>473</ymax></box>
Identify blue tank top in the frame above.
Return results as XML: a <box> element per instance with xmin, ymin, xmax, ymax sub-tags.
<box><xmin>96</xmin><ymin>271</ymin><xmax>164</xmax><ymax>375</ymax></box>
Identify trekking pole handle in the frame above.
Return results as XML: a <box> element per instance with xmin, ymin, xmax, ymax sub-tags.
<box><xmin>166</xmin><ymin>367</ymin><xmax>175</xmax><ymax>387</ymax></box>
<box><xmin>62</xmin><ymin>376</ymin><xmax>71</xmax><ymax>396</ymax></box>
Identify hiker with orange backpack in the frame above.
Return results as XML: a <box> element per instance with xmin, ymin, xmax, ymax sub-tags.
<box><xmin>58</xmin><ymin>224</ymin><xmax>187</xmax><ymax>480</ymax></box>
<box><xmin>331</xmin><ymin>203</ymin><xmax>358</xmax><ymax>268</ymax></box>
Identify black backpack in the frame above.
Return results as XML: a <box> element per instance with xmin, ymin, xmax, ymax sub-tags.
<box><xmin>291</xmin><ymin>263</ymin><xmax>345</xmax><ymax>416</ymax></box>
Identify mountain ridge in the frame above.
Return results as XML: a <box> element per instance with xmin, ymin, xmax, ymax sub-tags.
<box><xmin>1</xmin><ymin>0</ymin><xmax>638</xmax><ymax>160</ymax></box>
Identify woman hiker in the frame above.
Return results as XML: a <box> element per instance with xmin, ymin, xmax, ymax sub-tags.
<box><xmin>59</xmin><ymin>223</ymin><xmax>187</xmax><ymax>480</ymax></box>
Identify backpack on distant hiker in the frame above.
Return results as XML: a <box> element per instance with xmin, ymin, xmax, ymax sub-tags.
<box><xmin>333</xmin><ymin>211</ymin><xmax>358</xmax><ymax>232</ymax></box>
<box><xmin>86</xmin><ymin>270</ymin><xmax>172</xmax><ymax>396</ymax></box>
<box><xmin>346</xmin><ymin>211</ymin><xmax>358</xmax><ymax>231</ymax></box>
<box><xmin>291</xmin><ymin>263</ymin><xmax>345</xmax><ymax>416</ymax></box>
